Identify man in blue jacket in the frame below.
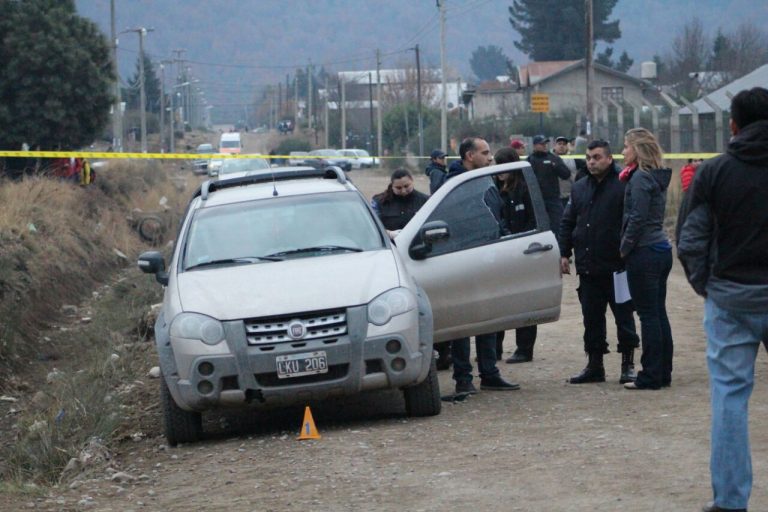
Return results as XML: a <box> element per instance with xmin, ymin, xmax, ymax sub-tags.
<box><xmin>559</xmin><ymin>140</ymin><xmax>640</xmax><ymax>384</ymax></box>
<box><xmin>678</xmin><ymin>87</ymin><xmax>768</xmax><ymax>512</ymax></box>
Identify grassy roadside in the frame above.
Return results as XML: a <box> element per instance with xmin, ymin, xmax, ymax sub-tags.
<box><xmin>0</xmin><ymin>160</ymin><xmax>193</xmax><ymax>487</ymax></box>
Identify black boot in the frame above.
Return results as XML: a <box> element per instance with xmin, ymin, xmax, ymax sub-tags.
<box><xmin>620</xmin><ymin>349</ymin><xmax>637</xmax><ymax>384</ymax></box>
<box><xmin>568</xmin><ymin>352</ymin><xmax>606</xmax><ymax>384</ymax></box>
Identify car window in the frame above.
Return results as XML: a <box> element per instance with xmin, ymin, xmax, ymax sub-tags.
<box><xmin>418</xmin><ymin>169</ymin><xmax>541</xmax><ymax>257</ymax></box>
<box><xmin>220</xmin><ymin>140</ymin><xmax>240</xmax><ymax>149</ymax></box>
<box><xmin>182</xmin><ymin>192</ymin><xmax>384</xmax><ymax>270</ymax></box>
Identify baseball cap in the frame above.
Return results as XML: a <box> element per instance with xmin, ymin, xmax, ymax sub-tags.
<box><xmin>532</xmin><ymin>135</ymin><xmax>549</xmax><ymax>145</ymax></box>
<box><xmin>555</xmin><ymin>136</ymin><xmax>569</xmax><ymax>143</ymax></box>
<box><xmin>510</xmin><ymin>139</ymin><xmax>525</xmax><ymax>149</ymax></box>
<box><xmin>430</xmin><ymin>149</ymin><xmax>446</xmax><ymax>159</ymax></box>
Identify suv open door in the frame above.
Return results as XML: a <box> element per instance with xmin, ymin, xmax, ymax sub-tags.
<box><xmin>394</xmin><ymin>162</ymin><xmax>562</xmax><ymax>342</ymax></box>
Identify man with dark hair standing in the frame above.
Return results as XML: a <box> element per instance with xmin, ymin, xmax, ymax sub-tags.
<box><xmin>560</xmin><ymin>140</ymin><xmax>640</xmax><ymax>384</ymax></box>
<box><xmin>440</xmin><ymin>137</ymin><xmax>520</xmax><ymax>393</ymax></box>
<box><xmin>555</xmin><ymin>135</ymin><xmax>587</xmax><ymax>208</ymax></box>
<box><xmin>678</xmin><ymin>87</ymin><xmax>768</xmax><ymax>512</ymax></box>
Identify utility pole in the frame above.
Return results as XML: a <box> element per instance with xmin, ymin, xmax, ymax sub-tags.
<box><xmin>307</xmin><ymin>62</ymin><xmax>313</xmax><ymax>130</ymax></box>
<box><xmin>438</xmin><ymin>0</ymin><xmax>448</xmax><ymax>153</ymax></box>
<box><xmin>340</xmin><ymin>77</ymin><xmax>346</xmax><ymax>149</ymax></box>
<box><xmin>585</xmin><ymin>0</ymin><xmax>594</xmax><ymax>136</ymax></box>
<box><xmin>294</xmin><ymin>72</ymin><xmax>299</xmax><ymax>128</ymax></box>
<box><xmin>159</xmin><ymin>62</ymin><xmax>166</xmax><ymax>152</ymax></box>
<box><xmin>376</xmin><ymin>49</ymin><xmax>382</xmax><ymax>160</ymax></box>
<box><xmin>123</xmin><ymin>27</ymin><xmax>153</xmax><ymax>153</ymax></box>
<box><xmin>368</xmin><ymin>72</ymin><xmax>375</xmax><ymax>154</ymax></box>
<box><xmin>324</xmin><ymin>77</ymin><xmax>330</xmax><ymax>147</ymax></box>
<box><xmin>110</xmin><ymin>0</ymin><xmax>122</xmax><ymax>152</ymax></box>
<box><xmin>414</xmin><ymin>44</ymin><xmax>424</xmax><ymax>158</ymax></box>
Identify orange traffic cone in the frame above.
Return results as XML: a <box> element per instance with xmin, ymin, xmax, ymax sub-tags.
<box><xmin>298</xmin><ymin>406</ymin><xmax>321</xmax><ymax>440</ymax></box>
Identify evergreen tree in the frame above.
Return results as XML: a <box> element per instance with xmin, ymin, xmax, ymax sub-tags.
<box><xmin>508</xmin><ymin>0</ymin><xmax>621</xmax><ymax>61</ymax></box>
<box><xmin>595</xmin><ymin>47</ymin><xmax>634</xmax><ymax>73</ymax></box>
<box><xmin>125</xmin><ymin>54</ymin><xmax>162</xmax><ymax>114</ymax></box>
<box><xmin>0</xmin><ymin>0</ymin><xmax>114</xmax><ymax>150</ymax></box>
<box><xmin>470</xmin><ymin>45</ymin><xmax>512</xmax><ymax>81</ymax></box>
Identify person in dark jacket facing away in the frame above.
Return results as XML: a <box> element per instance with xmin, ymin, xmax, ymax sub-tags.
<box><xmin>527</xmin><ymin>134</ymin><xmax>571</xmax><ymax>240</ymax></box>
<box><xmin>678</xmin><ymin>87</ymin><xmax>768</xmax><ymax>512</ymax></box>
<box><xmin>559</xmin><ymin>140</ymin><xmax>640</xmax><ymax>385</ymax></box>
<box><xmin>492</xmin><ymin>147</ymin><xmax>539</xmax><ymax>364</ymax></box>
<box><xmin>424</xmin><ymin>149</ymin><xmax>447</xmax><ymax>193</ymax></box>
<box><xmin>618</xmin><ymin>128</ymin><xmax>673</xmax><ymax>391</ymax></box>
<box><xmin>438</xmin><ymin>137</ymin><xmax>520</xmax><ymax>394</ymax></box>
<box><xmin>370</xmin><ymin>169</ymin><xmax>428</xmax><ymax>238</ymax></box>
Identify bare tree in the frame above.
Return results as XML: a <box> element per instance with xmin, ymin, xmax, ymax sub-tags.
<box><xmin>728</xmin><ymin>22</ymin><xmax>768</xmax><ymax>79</ymax></box>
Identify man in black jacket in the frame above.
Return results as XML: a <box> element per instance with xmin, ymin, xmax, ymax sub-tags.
<box><xmin>528</xmin><ymin>134</ymin><xmax>571</xmax><ymax>235</ymax></box>
<box><xmin>678</xmin><ymin>87</ymin><xmax>768</xmax><ymax>512</ymax></box>
<box><xmin>424</xmin><ymin>149</ymin><xmax>447</xmax><ymax>194</ymax></box>
<box><xmin>560</xmin><ymin>140</ymin><xmax>640</xmax><ymax>384</ymax></box>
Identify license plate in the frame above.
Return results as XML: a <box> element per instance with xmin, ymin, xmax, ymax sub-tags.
<box><xmin>276</xmin><ymin>351</ymin><xmax>328</xmax><ymax>379</ymax></box>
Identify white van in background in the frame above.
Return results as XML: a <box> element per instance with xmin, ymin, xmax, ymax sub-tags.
<box><xmin>219</xmin><ymin>132</ymin><xmax>242</xmax><ymax>154</ymax></box>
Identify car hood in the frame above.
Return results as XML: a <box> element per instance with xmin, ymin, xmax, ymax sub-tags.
<box><xmin>176</xmin><ymin>250</ymin><xmax>400</xmax><ymax>320</ymax></box>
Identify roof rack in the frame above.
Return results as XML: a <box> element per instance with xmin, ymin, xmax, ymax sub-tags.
<box><xmin>197</xmin><ymin>166</ymin><xmax>347</xmax><ymax>201</ymax></box>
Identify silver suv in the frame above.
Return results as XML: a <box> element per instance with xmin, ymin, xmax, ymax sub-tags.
<box><xmin>139</xmin><ymin>165</ymin><xmax>562</xmax><ymax>445</ymax></box>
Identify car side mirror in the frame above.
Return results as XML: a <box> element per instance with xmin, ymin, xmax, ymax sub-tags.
<box><xmin>409</xmin><ymin>220</ymin><xmax>450</xmax><ymax>260</ymax></box>
<box><xmin>138</xmin><ymin>251</ymin><xmax>169</xmax><ymax>286</ymax></box>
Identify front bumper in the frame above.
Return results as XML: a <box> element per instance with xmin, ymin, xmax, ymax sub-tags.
<box><xmin>165</xmin><ymin>306</ymin><xmax>431</xmax><ymax>412</ymax></box>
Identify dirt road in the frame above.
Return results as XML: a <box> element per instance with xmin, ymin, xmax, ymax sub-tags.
<box><xmin>10</xmin><ymin>169</ymin><xmax>768</xmax><ymax>512</ymax></box>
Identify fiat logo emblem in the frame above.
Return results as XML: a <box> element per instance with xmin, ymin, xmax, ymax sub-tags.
<box><xmin>288</xmin><ymin>321</ymin><xmax>306</xmax><ymax>340</ymax></box>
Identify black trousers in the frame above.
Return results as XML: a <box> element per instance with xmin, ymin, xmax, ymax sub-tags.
<box><xmin>497</xmin><ymin>325</ymin><xmax>537</xmax><ymax>356</ymax></box>
<box><xmin>577</xmin><ymin>273</ymin><xmax>640</xmax><ymax>354</ymax></box>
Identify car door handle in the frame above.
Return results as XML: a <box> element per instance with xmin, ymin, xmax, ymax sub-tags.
<box><xmin>523</xmin><ymin>243</ymin><xmax>553</xmax><ymax>254</ymax></box>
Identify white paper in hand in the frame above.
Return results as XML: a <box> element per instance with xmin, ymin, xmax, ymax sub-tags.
<box><xmin>613</xmin><ymin>271</ymin><xmax>631</xmax><ymax>304</ymax></box>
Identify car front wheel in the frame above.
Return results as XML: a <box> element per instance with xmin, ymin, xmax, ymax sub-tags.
<box><xmin>403</xmin><ymin>357</ymin><xmax>441</xmax><ymax>417</ymax></box>
<box><xmin>161</xmin><ymin>373</ymin><xmax>203</xmax><ymax>446</ymax></box>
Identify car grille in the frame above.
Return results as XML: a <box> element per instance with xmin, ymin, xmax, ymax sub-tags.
<box><xmin>244</xmin><ymin>309</ymin><xmax>347</xmax><ymax>345</ymax></box>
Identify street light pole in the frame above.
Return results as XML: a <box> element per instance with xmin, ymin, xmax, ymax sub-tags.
<box><xmin>438</xmin><ymin>0</ymin><xmax>448</xmax><ymax>153</ymax></box>
<box><xmin>110</xmin><ymin>0</ymin><xmax>122</xmax><ymax>152</ymax></box>
<box><xmin>412</xmin><ymin>44</ymin><xmax>424</xmax><ymax>158</ymax></box>
<box><xmin>121</xmin><ymin>27</ymin><xmax>154</xmax><ymax>153</ymax></box>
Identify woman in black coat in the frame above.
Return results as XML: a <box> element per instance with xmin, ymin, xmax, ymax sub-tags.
<box><xmin>370</xmin><ymin>169</ymin><xmax>429</xmax><ymax>238</ymax></box>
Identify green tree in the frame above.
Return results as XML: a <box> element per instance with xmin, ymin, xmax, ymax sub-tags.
<box><xmin>0</xmin><ymin>0</ymin><xmax>114</xmax><ymax>150</ymax></box>
<box><xmin>596</xmin><ymin>47</ymin><xmax>634</xmax><ymax>73</ymax></box>
<box><xmin>508</xmin><ymin>0</ymin><xmax>621</xmax><ymax>61</ymax></box>
<box><xmin>470</xmin><ymin>45</ymin><xmax>512</xmax><ymax>81</ymax></box>
<box><xmin>125</xmin><ymin>54</ymin><xmax>162</xmax><ymax>114</ymax></box>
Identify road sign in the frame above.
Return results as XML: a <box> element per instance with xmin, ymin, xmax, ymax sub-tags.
<box><xmin>531</xmin><ymin>93</ymin><xmax>550</xmax><ymax>113</ymax></box>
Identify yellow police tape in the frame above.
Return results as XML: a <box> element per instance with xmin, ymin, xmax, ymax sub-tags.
<box><xmin>0</xmin><ymin>151</ymin><xmax>721</xmax><ymax>160</ymax></box>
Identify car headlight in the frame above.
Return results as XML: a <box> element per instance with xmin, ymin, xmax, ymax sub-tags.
<box><xmin>368</xmin><ymin>288</ymin><xmax>417</xmax><ymax>326</ymax></box>
<box><xmin>170</xmin><ymin>313</ymin><xmax>225</xmax><ymax>345</ymax></box>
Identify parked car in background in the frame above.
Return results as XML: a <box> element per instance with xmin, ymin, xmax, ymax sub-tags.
<box><xmin>216</xmin><ymin>157</ymin><xmax>271</xmax><ymax>179</ymax></box>
<box><xmin>339</xmin><ymin>149</ymin><xmax>377</xmax><ymax>169</ymax></box>
<box><xmin>208</xmin><ymin>157</ymin><xmax>224</xmax><ymax>177</ymax></box>
<box><xmin>194</xmin><ymin>143</ymin><xmax>216</xmax><ymax>174</ymax></box>
<box><xmin>288</xmin><ymin>151</ymin><xmax>308</xmax><ymax>166</ymax></box>
<box><xmin>137</xmin><ymin>162</ymin><xmax>562</xmax><ymax>445</ymax></box>
<box><xmin>305</xmin><ymin>149</ymin><xmax>352</xmax><ymax>172</ymax></box>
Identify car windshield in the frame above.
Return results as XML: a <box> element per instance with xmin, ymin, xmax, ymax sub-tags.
<box><xmin>197</xmin><ymin>145</ymin><xmax>214</xmax><ymax>154</ymax></box>
<box><xmin>182</xmin><ymin>192</ymin><xmax>385</xmax><ymax>270</ymax></box>
<box><xmin>355</xmin><ymin>150</ymin><xmax>370</xmax><ymax>157</ymax></box>
<box><xmin>312</xmin><ymin>149</ymin><xmax>342</xmax><ymax>157</ymax></box>
<box><xmin>220</xmin><ymin>140</ymin><xmax>240</xmax><ymax>148</ymax></box>
<box><xmin>218</xmin><ymin>158</ymin><xmax>270</xmax><ymax>176</ymax></box>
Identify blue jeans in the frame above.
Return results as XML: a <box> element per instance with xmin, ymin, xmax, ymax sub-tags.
<box><xmin>625</xmin><ymin>247</ymin><xmax>673</xmax><ymax>388</ymax></box>
<box><xmin>705</xmin><ymin>298</ymin><xmax>768</xmax><ymax>510</ymax></box>
<box><xmin>451</xmin><ymin>333</ymin><xmax>499</xmax><ymax>383</ymax></box>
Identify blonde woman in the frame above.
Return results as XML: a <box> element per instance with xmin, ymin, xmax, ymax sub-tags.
<box><xmin>619</xmin><ymin>128</ymin><xmax>674</xmax><ymax>390</ymax></box>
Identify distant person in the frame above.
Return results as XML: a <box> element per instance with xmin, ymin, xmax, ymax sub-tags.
<box><xmin>442</xmin><ymin>137</ymin><xmax>520</xmax><ymax>393</ymax></box>
<box><xmin>678</xmin><ymin>87</ymin><xmax>768</xmax><ymax>512</ymax></box>
<box><xmin>528</xmin><ymin>135</ymin><xmax>571</xmax><ymax>234</ymax></box>
<box><xmin>509</xmin><ymin>138</ymin><xmax>526</xmax><ymax>157</ymax></box>
<box><xmin>619</xmin><ymin>128</ymin><xmax>673</xmax><ymax>391</ymax></box>
<box><xmin>493</xmin><ymin>147</ymin><xmax>538</xmax><ymax>364</ymax></box>
<box><xmin>370</xmin><ymin>169</ymin><xmax>428</xmax><ymax>239</ymax></box>
<box><xmin>573</xmin><ymin>130</ymin><xmax>588</xmax><ymax>154</ymax></box>
<box><xmin>560</xmin><ymin>140</ymin><xmax>639</xmax><ymax>384</ymax></box>
<box><xmin>554</xmin><ymin>135</ymin><xmax>587</xmax><ymax>208</ymax></box>
<box><xmin>680</xmin><ymin>158</ymin><xmax>698</xmax><ymax>193</ymax></box>
<box><xmin>424</xmin><ymin>149</ymin><xmax>447</xmax><ymax>194</ymax></box>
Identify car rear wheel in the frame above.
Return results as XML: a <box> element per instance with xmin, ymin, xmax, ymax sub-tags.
<box><xmin>403</xmin><ymin>357</ymin><xmax>441</xmax><ymax>417</ymax></box>
<box><xmin>161</xmin><ymin>373</ymin><xmax>203</xmax><ymax>446</ymax></box>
